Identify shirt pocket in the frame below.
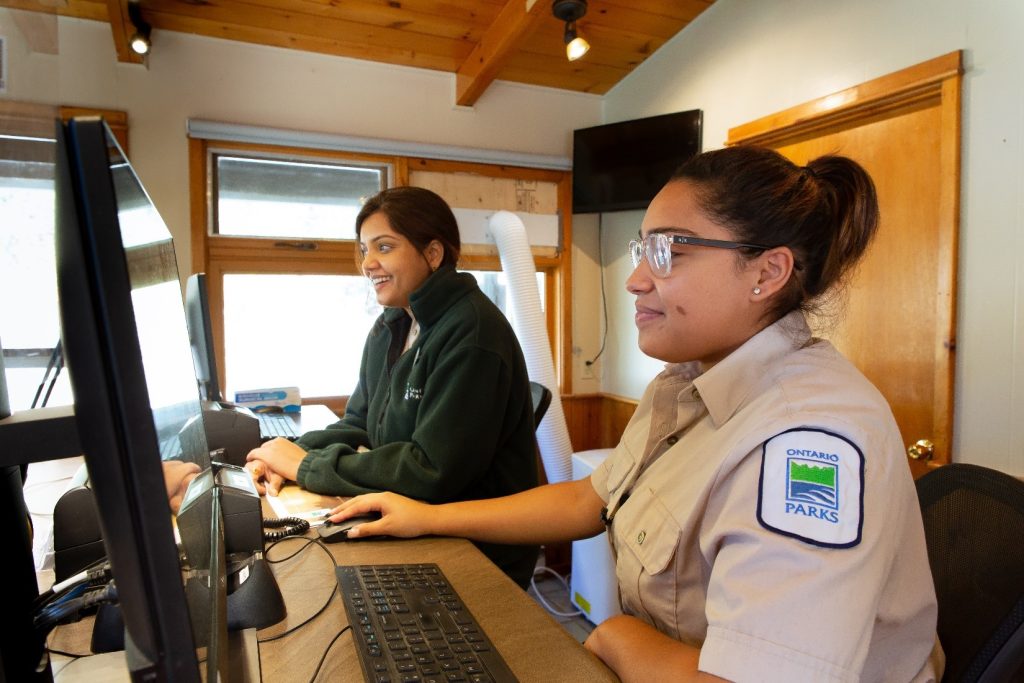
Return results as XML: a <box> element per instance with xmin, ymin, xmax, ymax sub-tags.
<box><xmin>613</xmin><ymin>486</ymin><xmax>681</xmax><ymax>635</ymax></box>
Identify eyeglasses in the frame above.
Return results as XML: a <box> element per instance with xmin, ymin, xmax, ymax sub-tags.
<box><xmin>628</xmin><ymin>232</ymin><xmax>772</xmax><ymax>278</ymax></box>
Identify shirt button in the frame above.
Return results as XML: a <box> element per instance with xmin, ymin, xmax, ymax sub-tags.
<box><xmin>637</xmin><ymin>530</ymin><xmax>646</xmax><ymax>544</ymax></box>
<box><xmin>666</xmin><ymin>435</ymin><xmax>678</xmax><ymax>446</ymax></box>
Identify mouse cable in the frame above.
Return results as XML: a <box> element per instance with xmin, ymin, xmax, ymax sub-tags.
<box><xmin>307</xmin><ymin>625</ymin><xmax>352</xmax><ymax>683</ymax></box>
<box><xmin>258</xmin><ymin>537</ymin><xmax>340</xmax><ymax>643</ymax></box>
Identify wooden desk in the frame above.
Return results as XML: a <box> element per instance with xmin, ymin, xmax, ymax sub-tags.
<box><xmin>258</xmin><ymin>530</ymin><xmax>618</xmax><ymax>681</ymax></box>
<box><xmin>49</xmin><ymin>490</ymin><xmax>617</xmax><ymax>682</ymax></box>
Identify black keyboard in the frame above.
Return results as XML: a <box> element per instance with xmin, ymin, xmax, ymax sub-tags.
<box><xmin>336</xmin><ymin>563</ymin><xmax>518</xmax><ymax>683</ymax></box>
<box><xmin>258</xmin><ymin>412</ymin><xmax>299</xmax><ymax>439</ymax></box>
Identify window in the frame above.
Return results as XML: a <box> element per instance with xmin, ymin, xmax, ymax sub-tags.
<box><xmin>191</xmin><ymin>138</ymin><xmax>571</xmax><ymax>412</ymax></box>
<box><xmin>1</xmin><ymin>104</ymin><xmax>128</xmax><ymax>413</ymax></box>
<box><xmin>213</xmin><ymin>152</ymin><xmax>389</xmax><ymax>239</ymax></box>
<box><xmin>0</xmin><ymin>142</ymin><xmax>72</xmax><ymax>411</ymax></box>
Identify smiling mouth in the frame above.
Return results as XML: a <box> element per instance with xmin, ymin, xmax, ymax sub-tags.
<box><xmin>634</xmin><ymin>305</ymin><xmax>663</xmax><ymax>325</ymax></box>
<box><xmin>369</xmin><ymin>275</ymin><xmax>391</xmax><ymax>288</ymax></box>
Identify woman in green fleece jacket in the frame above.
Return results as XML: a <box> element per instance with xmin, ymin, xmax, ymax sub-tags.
<box><xmin>245</xmin><ymin>186</ymin><xmax>539</xmax><ymax>587</ymax></box>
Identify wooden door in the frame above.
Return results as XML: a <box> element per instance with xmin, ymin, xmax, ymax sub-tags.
<box><xmin>727</xmin><ymin>52</ymin><xmax>962</xmax><ymax>477</ymax></box>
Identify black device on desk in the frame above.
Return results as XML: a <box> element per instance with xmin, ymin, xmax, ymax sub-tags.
<box><xmin>53</xmin><ymin>116</ymin><xmax>283</xmax><ymax>680</ymax></box>
<box><xmin>337</xmin><ymin>563</ymin><xmax>519</xmax><ymax>683</ymax></box>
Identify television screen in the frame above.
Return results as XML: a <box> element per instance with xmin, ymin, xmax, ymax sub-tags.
<box><xmin>572</xmin><ymin>109</ymin><xmax>702</xmax><ymax>214</ymax></box>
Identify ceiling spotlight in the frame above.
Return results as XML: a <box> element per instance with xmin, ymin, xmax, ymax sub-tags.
<box><xmin>552</xmin><ymin>0</ymin><xmax>590</xmax><ymax>62</ymax></box>
<box><xmin>127</xmin><ymin>2</ymin><xmax>152</xmax><ymax>56</ymax></box>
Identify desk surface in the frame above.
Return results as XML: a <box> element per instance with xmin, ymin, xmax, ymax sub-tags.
<box><xmin>50</xmin><ymin>488</ymin><xmax>618</xmax><ymax>682</ymax></box>
<box><xmin>261</xmin><ymin>534</ymin><xmax>618</xmax><ymax>682</ymax></box>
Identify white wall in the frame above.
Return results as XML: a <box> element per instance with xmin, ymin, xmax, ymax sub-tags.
<box><xmin>1</xmin><ymin>12</ymin><xmax>602</xmax><ymax>273</ymax></box>
<box><xmin>596</xmin><ymin>0</ymin><xmax>1024</xmax><ymax>475</ymax></box>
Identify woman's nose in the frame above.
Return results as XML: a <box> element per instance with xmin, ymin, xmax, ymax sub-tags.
<box><xmin>625</xmin><ymin>261</ymin><xmax>653</xmax><ymax>294</ymax></box>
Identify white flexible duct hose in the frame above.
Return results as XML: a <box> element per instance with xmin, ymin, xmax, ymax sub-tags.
<box><xmin>487</xmin><ymin>211</ymin><xmax>573</xmax><ymax>484</ymax></box>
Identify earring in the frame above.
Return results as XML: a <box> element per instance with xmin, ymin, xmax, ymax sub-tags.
<box><xmin>753</xmin><ymin>287</ymin><xmax>762</xmax><ymax>295</ymax></box>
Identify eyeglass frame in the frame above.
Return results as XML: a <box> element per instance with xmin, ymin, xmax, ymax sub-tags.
<box><xmin>628</xmin><ymin>231</ymin><xmax>773</xmax><ymax>278</ymax></box>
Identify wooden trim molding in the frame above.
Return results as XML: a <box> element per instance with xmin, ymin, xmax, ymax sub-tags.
<box><xmin>728</xmin><ymin>51</ymin><xmax>962</xmax><ymax>148</ymax></box>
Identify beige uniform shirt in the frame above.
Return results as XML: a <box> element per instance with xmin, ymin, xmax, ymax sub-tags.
<box><xmin>591</xmin><ymin>312</ymin><xmax>942</xmax><ymax>683</ymax></box>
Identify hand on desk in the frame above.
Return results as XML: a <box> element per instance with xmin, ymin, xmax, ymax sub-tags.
<box><xmin>164</xmin><ymin>460</ymin><xmax>201</xmax><ymax>514</ymax></box>
<box><xmin>245</xmin><ymin>437</ymin><xmax>306</xmax><ymax>496</ymax></box>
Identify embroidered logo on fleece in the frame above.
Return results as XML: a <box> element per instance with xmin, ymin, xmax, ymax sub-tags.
<box><xmin>403</xmin><ymin>383</ymin><xmax>423</xmax><ymax>401</ymax></box>
<box><xmin>757</xmin><ymin>428</ymin><xmax>864</xmax><ymax>548</ymax></box>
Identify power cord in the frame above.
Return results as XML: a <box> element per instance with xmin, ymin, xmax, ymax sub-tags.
<box><xmin>584</xmin><ymin>213</ymin><xmax>609</xmax><ymax>370</ymax></box>
<box><xmin>529</xmin><ymin>565</ymin><xmax>583</xmax><ymax>618</ymax></box>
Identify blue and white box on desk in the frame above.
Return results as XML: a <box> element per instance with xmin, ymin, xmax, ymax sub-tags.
<box><xmin>570</xmin><ymin>448</ymin><xmax>623</xmax><ymax>625</ymax></box>
<box><xmin>233</xmin><ymin>386</ymin><xmax>301</xmax><ymax>413</ymax></box>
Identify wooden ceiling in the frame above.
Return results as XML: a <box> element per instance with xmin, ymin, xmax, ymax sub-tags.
<box><xmin>2</xmin><ymin>0</ymin><xmax>714</xmax><ymax>105</ymax></box>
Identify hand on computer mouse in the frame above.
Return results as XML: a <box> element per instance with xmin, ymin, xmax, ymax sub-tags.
<box><xmin>316</xmin><ymin>512</ymin><xmax>383</xmax><ymax>543</ymax></box>
<box><xmin>328</xmin><ymin>492</ymin><xmax>434</xmax><ymax>539</ymax></box>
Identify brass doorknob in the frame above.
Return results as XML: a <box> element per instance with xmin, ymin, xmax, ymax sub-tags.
<box><xmin>907</xmin><ymin>439</ymin><xmax>934</xmax><ymax>461</ymax></box>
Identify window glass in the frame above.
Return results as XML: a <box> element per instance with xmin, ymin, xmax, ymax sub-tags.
<box><xmin>213</xmin><ymin>154</ymin><xmax>388</xmax><ymax>239</ymax></box>
<box><xmin>467</xmin><ymin>270</ymin><xmax>546</xmax><ymax>327</ymax></box>
<box><xmin>222</xmin><ymin>270</ymin><xmax>543</xmax><ymax>400</ymax></box>
<box><xmin>0</xmin><ymin>136</ymin><xmax>73</xmax><ymax>411</ymax></box>
<box><xmin>223</xmin><ymin>273</ymin><xmax>381</xmax><ymax>399</ymax></box>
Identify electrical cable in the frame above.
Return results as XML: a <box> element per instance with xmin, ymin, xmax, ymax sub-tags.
<box><xmin>34</xmin><ymin>558</ymin><xmax>111</xmax><ymax>610</ymax></box>
<box><xmin>258</xmin><ymin>536</ymin><xmax>339</xmax><ymax>643</ymax></box>
<box><xmin>307</xmin><ymin>625</ymin><xmax>352</xmax><ymax>683</ymax></box>
<box><xmin>585</xmin><ymin>214</ymin><xmax>609</xmax><ymax>368</ymax></box>
<box><xmin>34</xmin><ymin>582</ymin><xmax>119</xmax><ymax>637</ymax></box>
<box><xmin>529</xmin><ymin>565</ymin><xmax>583</xmax><ymax>618</ymax></box>
<box><xmin>262</xmin><ymin>515</ymin><xmax>310</xmax><ymax>542</ymax></box>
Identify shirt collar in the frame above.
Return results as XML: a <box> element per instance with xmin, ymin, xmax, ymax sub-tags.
<box><xmin>687</xmin><ymin>310</ymin><xmax>812</xmax><ymax>427</ymax></box>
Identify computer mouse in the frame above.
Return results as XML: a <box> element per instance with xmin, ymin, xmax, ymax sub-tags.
<box><xmin>316</xmin><ymin>512</ymin><xmax>382</xmax><ymax>543</ymax></box>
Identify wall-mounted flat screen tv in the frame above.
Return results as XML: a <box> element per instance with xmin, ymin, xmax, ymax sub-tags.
<box><xmin>572</xmin><ymin>109</ymin><xmax>702</xmax><ymax>214</ymax></box>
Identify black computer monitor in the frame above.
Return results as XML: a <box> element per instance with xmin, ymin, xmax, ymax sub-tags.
<box><xmin>185</xmin><ymin>272</ymin><xmax>222</xmax><ymax>403</ymax></box>
<box><xmin>54</xmin><ymin>116</ymin><xmax>224</xmax><ymax>681</ymax></box>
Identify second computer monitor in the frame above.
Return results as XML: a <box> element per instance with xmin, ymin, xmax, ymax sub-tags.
<box><xmin>185</xmin><ymin>272</ymin><xmax>222</xmax><ymax>403</ymax></box>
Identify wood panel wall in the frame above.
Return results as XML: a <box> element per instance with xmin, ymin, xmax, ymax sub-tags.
<box><xmin>561</xmin><ymin>393</ymin><xmax>638</xmax><ymax>453</ymax></box>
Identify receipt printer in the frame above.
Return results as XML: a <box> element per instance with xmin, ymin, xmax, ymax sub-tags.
<box><xmin>200</xmin><ymin>400</ymin><xmax>261</xmax><ymax>467</ymax></box>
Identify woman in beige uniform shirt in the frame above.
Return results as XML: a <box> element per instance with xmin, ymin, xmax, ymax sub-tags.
<box><xmin>326</xmin><ymin>145</ymin><xmax>944</xmax><ymax>682</ymax></box>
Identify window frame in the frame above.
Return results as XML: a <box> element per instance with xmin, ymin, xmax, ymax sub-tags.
<box><xmin>189</xmin><ymin>138</ymin><xmax>573</xmax><ymax>413</ymax></box>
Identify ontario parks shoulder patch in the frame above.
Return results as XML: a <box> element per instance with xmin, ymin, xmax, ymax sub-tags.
<box><xmin>756</xmin><ymin>428</ymin><xmax>864</xmax><ymax>548</ymax></box>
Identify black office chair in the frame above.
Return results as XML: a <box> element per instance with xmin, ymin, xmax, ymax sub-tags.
<box><xmin>916</xmin><ymin>463</ymin><xmax>1024</xmax><ymax>682</ymax></box>
<box><xmin>529</xmin><ymin>381</ymin><xmax>552</xmax><ymax>429</ymax></box>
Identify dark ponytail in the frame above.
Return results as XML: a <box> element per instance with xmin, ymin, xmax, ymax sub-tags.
<box><xmin>670</xmin><ymin>146</ymin><xmax>879</xmax><ymax>321</ymax></box>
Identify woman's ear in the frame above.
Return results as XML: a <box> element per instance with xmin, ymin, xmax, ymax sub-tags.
<box><xmin>425</xmin><ymin>240</ymin><xmax>444</xmax><ymax>271</ymax></box>
<box><xmin>752</xmin><ymin>246</ymin><xmax>795</xmax><ymax>299</ymax></box>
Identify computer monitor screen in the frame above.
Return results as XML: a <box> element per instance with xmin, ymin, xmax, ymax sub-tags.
<box><xmin>185</xmin><ymin>272</ymin><xmax>222</xmax><ymax>403</ymax></box>
<box><xmin>54</xmin><ymin>116</ymin><xmax>224</xmax><ymax>681</ymax></box>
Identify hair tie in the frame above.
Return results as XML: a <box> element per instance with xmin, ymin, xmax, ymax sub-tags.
<box><xmin>802</xmin><ymin>166</ymin><xmax>818</xmax><ymax>181</ymax></box>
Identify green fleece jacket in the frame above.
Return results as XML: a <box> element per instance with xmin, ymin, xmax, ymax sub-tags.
<box><xmin>295</xmin><ymin>266</ymin><xmax>538</xmax><ymax>585</ymax></box>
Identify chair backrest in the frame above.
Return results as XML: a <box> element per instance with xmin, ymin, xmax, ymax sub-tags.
<box><xmin>528</xmin><ymin>381</ymin><xmax>552</xmax><ymax>430</ymax></box>
<box><xmin>916</xmin><ymin>463</ymin><xmax>1024</xmax><ymax>682</ymax></box>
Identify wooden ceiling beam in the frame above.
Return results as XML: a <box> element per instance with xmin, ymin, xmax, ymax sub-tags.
<box><xmin>454</xmin><ymin>0</ymin><xmax>548</xmax><ymax>107</ymax></box>
<box><xmin>105</xmin><ymin>0</ymin><xmax>144</xmax><ymax>64</ymax></box>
